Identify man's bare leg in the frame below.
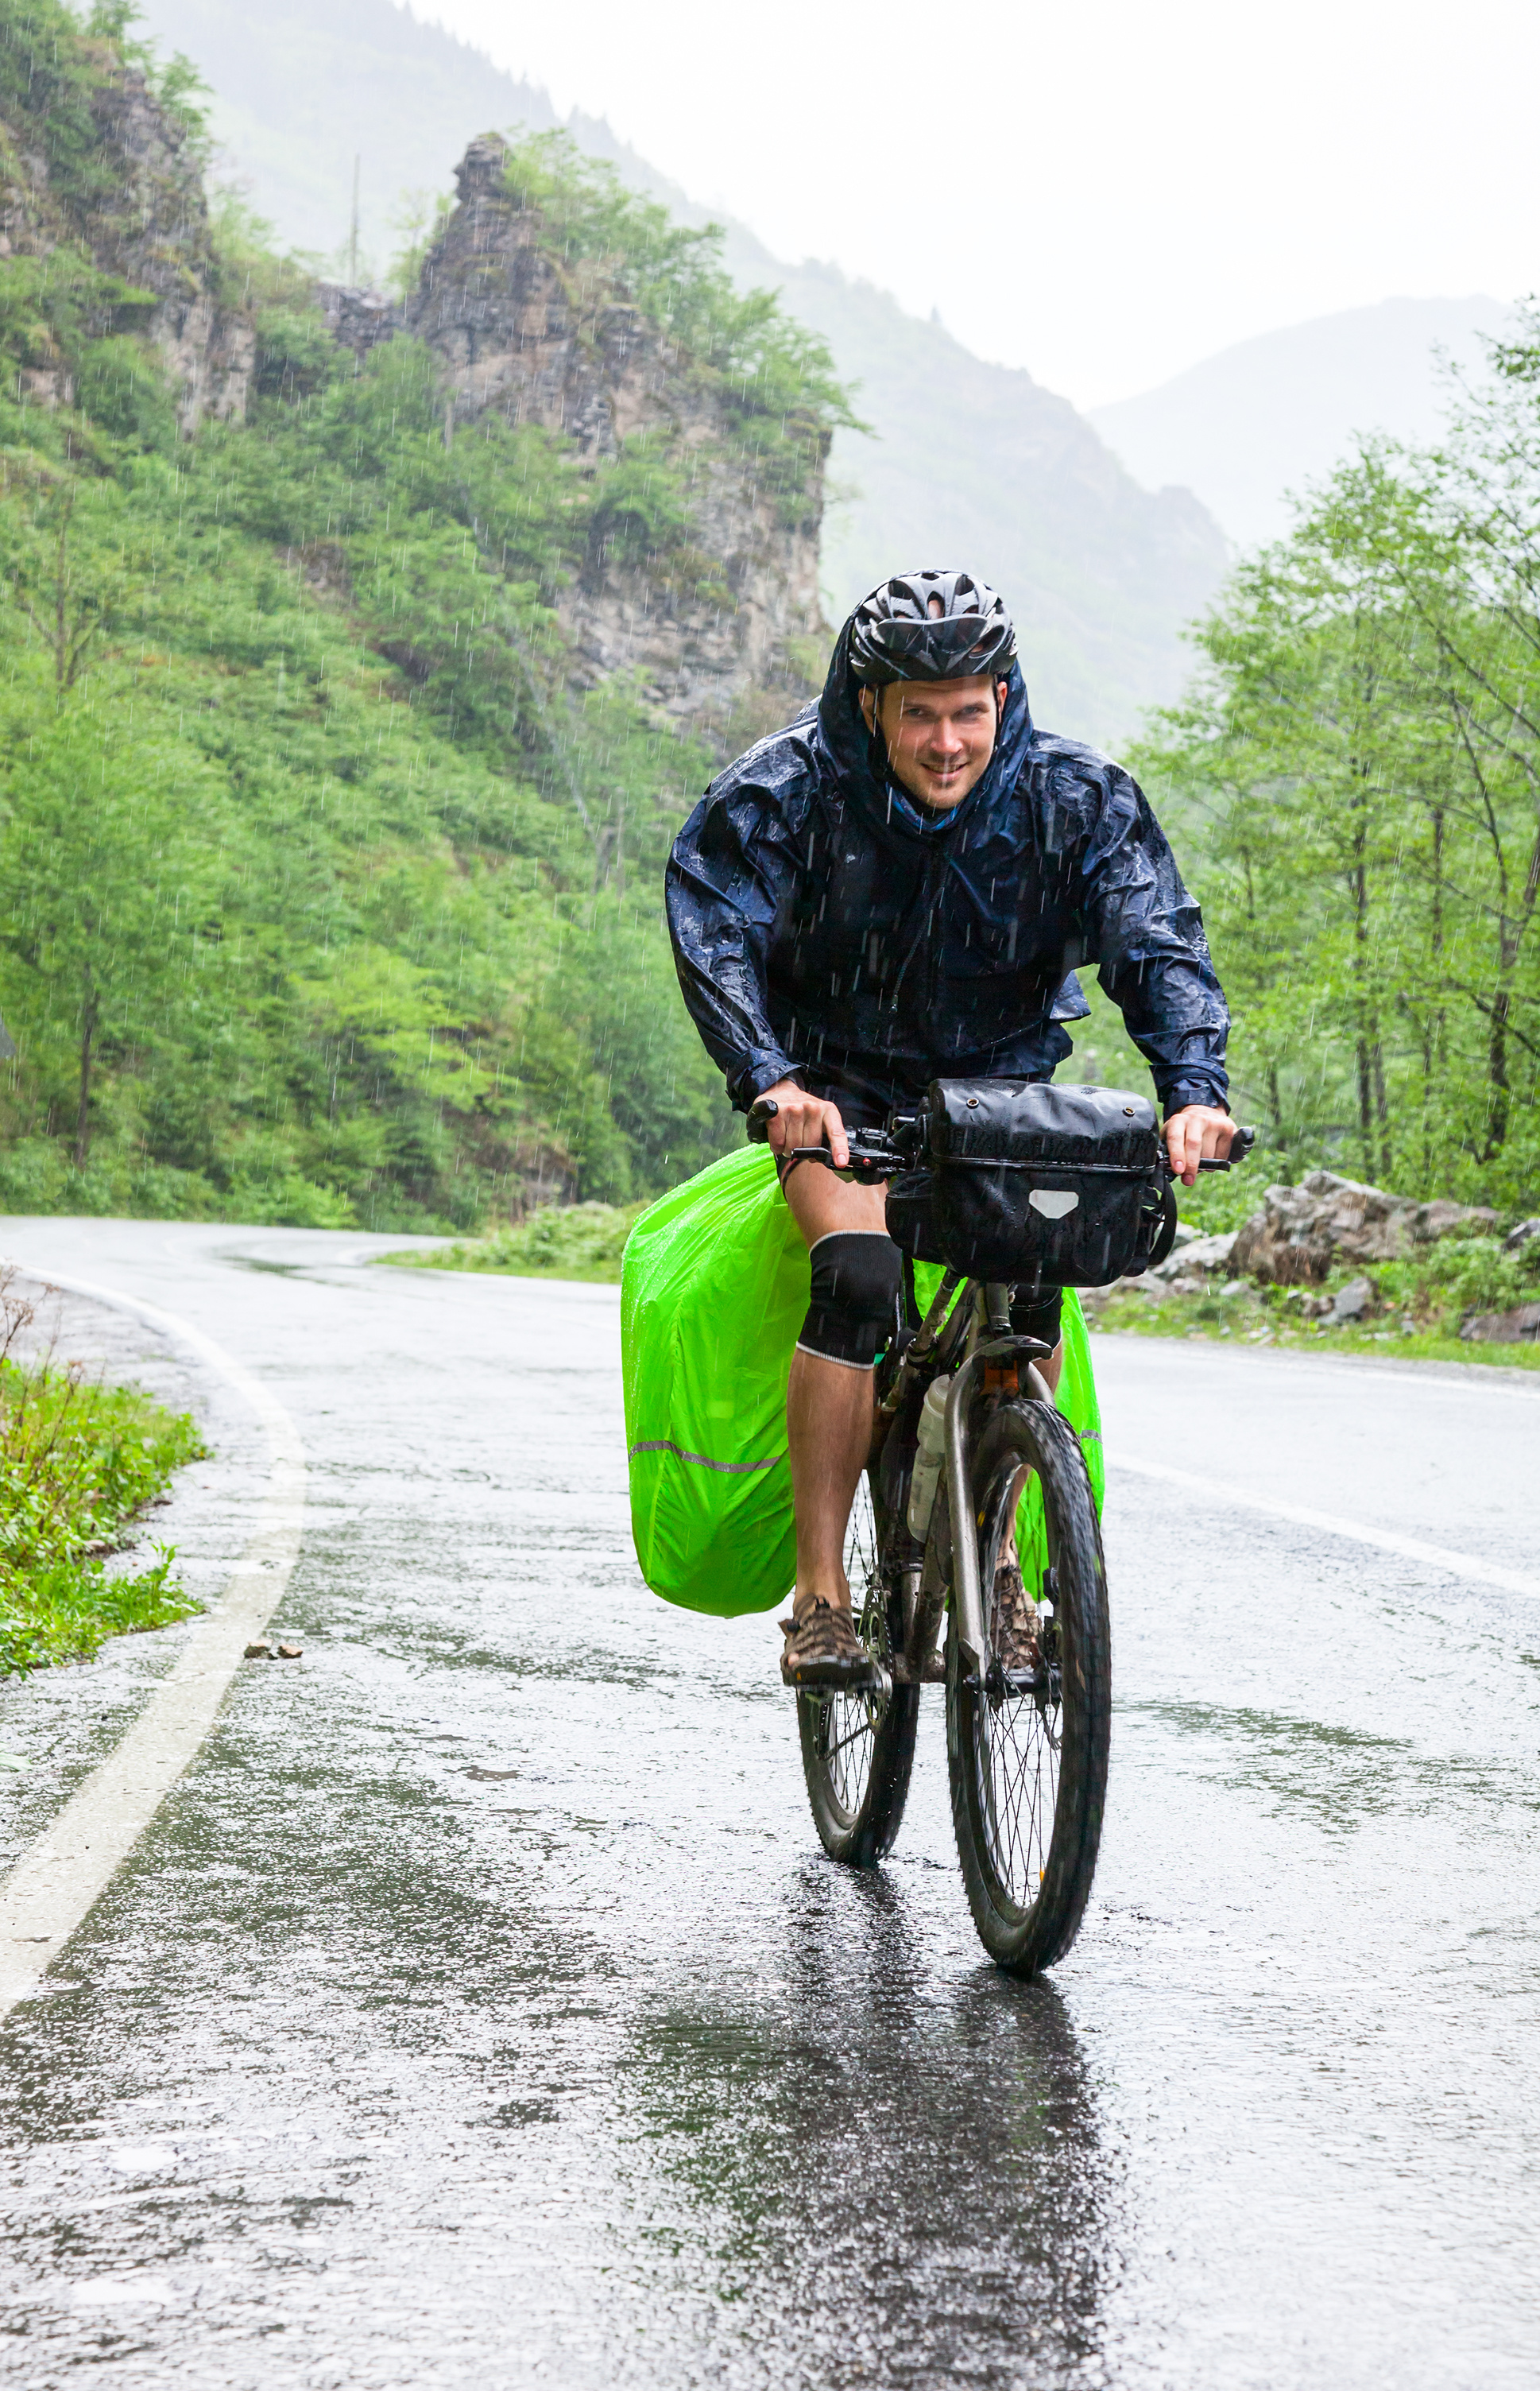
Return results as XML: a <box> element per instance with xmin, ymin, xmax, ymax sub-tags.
<box><xmin>781</xmin><ymin>1165</ymin><xmax>888</xmax><ymax>1618</ymax></box>
<box><xmin>999</xmin><ymin>1339</ymin><xmax>1064</xmax><ymax>1566</ymax></box>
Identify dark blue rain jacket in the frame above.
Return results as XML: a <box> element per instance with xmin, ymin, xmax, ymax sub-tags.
<box><xmin>665</xmin><ymin>619</ymin><xmax>1230</xmax><ymax>1126</ymax></box>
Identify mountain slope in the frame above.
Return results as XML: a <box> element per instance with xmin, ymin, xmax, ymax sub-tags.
<box><xmin>135</xmin><ymin>0</ymin><xmax>1229</xmax><ymax>746</ymax></box>
<box><xmin>1091</xmin><ymin>296</ymin><xmax>1515</xmax><ymax>548</ymax></box>
<box><xmin>0</xmin><ymin>7</ymin><xmax>853</xmax><ymax>1223</ymax></box>
<box><xmin>759</xmin><ymin>260</ymin><xmax>1224</xmax><ymax>746</ymax></box>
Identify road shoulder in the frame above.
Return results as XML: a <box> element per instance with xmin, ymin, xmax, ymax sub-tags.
<box><xmin>0</xmin><ymin>1271</ymin><xmax>274</xmax><ymax>1874</ymax></box>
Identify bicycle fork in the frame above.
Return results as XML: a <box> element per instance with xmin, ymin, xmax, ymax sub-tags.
<box><xmin>885</xmin><ymin>1302</ymin><xmax>1056</xmax><ymax>1685</ymax></box>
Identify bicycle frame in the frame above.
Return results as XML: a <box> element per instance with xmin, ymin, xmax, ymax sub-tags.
<box><xmin>873</xmin><ymin>1270</ymin><xmax>1059</xmax><ymax>1687</ymax></box>
<box><xmin>749</xmin><ymin>1091</ymin><xmax>1252</xmax><ymax>1687</ymax></box>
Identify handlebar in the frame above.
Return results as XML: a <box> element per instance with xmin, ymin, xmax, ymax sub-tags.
<box><xmin>749</xmin><ymin>1097</ymin><xmax>1256</xmax><ymax>1181</ymax></box>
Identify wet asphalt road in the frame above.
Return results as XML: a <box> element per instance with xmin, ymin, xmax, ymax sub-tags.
<box><xmin>1</xmin><ymin>1219</ymin><xmax>1538</xmax><ymax>2390</ymax></box>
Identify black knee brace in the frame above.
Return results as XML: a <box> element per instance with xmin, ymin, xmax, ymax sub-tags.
<box><xmin>798</xmin><ymin>1232</ymin><xmax>903</xmax><ymax>1368</ymax></box>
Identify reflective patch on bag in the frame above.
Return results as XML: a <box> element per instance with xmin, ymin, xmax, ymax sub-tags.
<box><xmin>628</xmin><ymin>1440</ymin><xmax>784</xmax><ymax>1475</ymax></box>
<box><xmin>1029</xmin><ymin>1188</ymin><xmax>1080</xmax><ymax>1219</ymax></box>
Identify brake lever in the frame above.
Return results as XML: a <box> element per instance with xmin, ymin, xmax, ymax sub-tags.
<box><xmin>749</xmin><ymin>1099</ymin><xmax>902</xmax><ymax>1183</ymax></box>
<box><xmin>1163</xmin><ymin>1126</ymin><xmax>1256</xmax><ymax>1176</ymax></box>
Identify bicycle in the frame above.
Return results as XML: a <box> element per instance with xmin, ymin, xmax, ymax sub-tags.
<box><xmin>752</xmin><ymin>1087</ymin><xmax>1252</xmax><ymax>1977</ymax></box>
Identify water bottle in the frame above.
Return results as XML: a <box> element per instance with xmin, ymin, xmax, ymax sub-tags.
<box><xmin>906</xmin><ymin>1374</ymin><xmax>953</xmax><ymax>1540</ymax></box>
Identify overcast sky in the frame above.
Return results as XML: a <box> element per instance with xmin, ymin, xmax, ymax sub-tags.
<box><xmin>412</xmin><ymin>0</ymin><xmax>1538</xmax><ymax>409</ymax></box>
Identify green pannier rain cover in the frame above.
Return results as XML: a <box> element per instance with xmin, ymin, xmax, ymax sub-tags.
<box><xmin>621</xmin><ymin>1142</ymin><xmax>1105</xmax><ymax>1619</ymax></box>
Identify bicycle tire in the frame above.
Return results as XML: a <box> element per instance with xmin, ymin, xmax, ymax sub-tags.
<box><xmin>796</xmin><ymin>1473</ymin><xmax>920</xmax><ymax>1867</ymax></box>
<box><xmin>946</xmin><ymin>1398</ymin><xmax>1110</xmax><ymax>1974</ymax></box>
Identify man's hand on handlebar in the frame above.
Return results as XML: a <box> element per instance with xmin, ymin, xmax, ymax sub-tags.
<box><xmin>1164</xmin><ymin>1103</ymin><xmax>1236</xmax><ymax>1188</ymax></box>
<box><xmin>752</xmin><ymin>1079</ymin><xmax>850</xmax><ymax>1171</ymax></box>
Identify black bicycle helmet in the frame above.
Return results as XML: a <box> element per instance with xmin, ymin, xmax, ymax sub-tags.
<box><xmin>847</xmin><ymin>568</ymin><xmax>1016</xmax><ymax>687</ymax></box>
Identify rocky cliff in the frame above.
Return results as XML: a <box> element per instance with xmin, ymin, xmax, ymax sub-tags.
<box><xmin>0</xmin><ymin>27</ymin><xmax>250</xmax><ymax>432</ymax></box>
<box><xmin>400</xmin><ymin>133</ymin><xmax>830</xmax><ymax>738</ymax></box>
<box><xmin>0</xmin><ymin>13</ymin><xmax>836</xmax><ymax>746</ymax></box>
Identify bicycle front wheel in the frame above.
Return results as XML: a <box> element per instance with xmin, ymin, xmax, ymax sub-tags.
<box><xmin>946</xmin><ymin>1399</ymin><xmax>1110</xmax><ymax>1974</ymax></box>
<box><xmin>797</xmin><ymin>1473</ymin><xmax>919</xmax><ymax>1868</ymax></box>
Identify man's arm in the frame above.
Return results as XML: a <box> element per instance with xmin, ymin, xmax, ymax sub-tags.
<box><xmin>665</xmin><ymin>778</ymin><xmax>803</xmax><ymax>1111</ymax></box>
<box><xmin>1072</xmin><ymin>760</ymin><xmax>1235</xmax><ymax>1184</ymax></box>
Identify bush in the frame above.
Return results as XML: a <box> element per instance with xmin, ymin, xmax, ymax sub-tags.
<box><xmin>1374</xmin><ymin>1235</ymin><xmax>1540</xmax><ymax>1328</ymax></box>
<box><xmin>378</xmin><ymin>1198</ymin><xmax>648</xmax><ymax>1283</ymax></box>
<box><xmin>0</xmin><ymin>1281</ymin><xmax>207</xmax><ymax>1676</ymax></box>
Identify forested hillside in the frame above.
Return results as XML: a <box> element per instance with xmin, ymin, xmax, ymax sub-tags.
<box><xmin>0</xmin><ymin>2</ymin><xmax>849</xmax><ymax>1226</ymax></box>
<box><xmin>1134</xmin><ymin>316</ymin><xmax>1540</xmax><ymax>1213</ymax></box>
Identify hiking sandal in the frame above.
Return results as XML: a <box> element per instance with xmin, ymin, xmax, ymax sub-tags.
<box><xmin>779</xmin><ymin>1602</ymin><xmax>883</xmax><ymax>1692</ymax></box>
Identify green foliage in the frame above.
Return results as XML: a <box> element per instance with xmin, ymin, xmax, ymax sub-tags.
<box><xmin>1093</xmin><ymin>1258</ymin><xmax>1540</xmax><ymax>1365</ymax></box>
<box><xmin>387</xmin><ymin>188</ymin><xmax>453</xmax><ymax>307</ymax></box>
<box><xmin>0</xmin><ymin>672</ymin><xmax>221</xmax><ymax>1168</ymax></box>
<box><xmin>0</xmin><ymin>1289</ymin><xmax>206</xmax><ymax>1676</ymax></box>
<box><xmin>0</xmin><ymin>350</ymin><xmax>735</xmax><ymax>1222</ymax></box>
<box><xmin>1138</xmin><ymin>308</ymin><xmax>1540</xmax><ymax>1215</ymax></box>
<box><xmin>1373</xmin><ymin>1233</ymin><xmax>1540</xmax><ymax>1324</ymax></box>
<box><xmin>73</xmin><ymin>333</ymin><xmax>178</xmax><ymax>451</ymax></box>
<box><xmin>381</xmin><ymin>1196</ymin><xmax>648</xmax><ymax>1282</ymax></box>
<box><xmin>500</xmin><ymin>132</ymin><xmax>861</xmax><ymax>521</ymax></box>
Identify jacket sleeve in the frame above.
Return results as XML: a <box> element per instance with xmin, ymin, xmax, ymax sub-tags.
<box><xmin>665</xmin><ymin>774</ymin><xmax>806</xmax><ymax>1112</ymax></box>
<box><xmin>1072</xmin><ymin>761</ymin><xmax>1231</xmax><ymax>1114</ymax></box>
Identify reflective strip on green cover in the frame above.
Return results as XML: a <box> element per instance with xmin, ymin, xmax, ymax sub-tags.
<box><xmin>621</xmin><ymin>1142</ymin><xmax>1104</xmax><ymax>1620</ymax></box>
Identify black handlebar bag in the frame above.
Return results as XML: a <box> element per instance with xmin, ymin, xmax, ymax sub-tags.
<box><xmin>884</xmin><ymin>1080</ymin><xmax>1166</xmax><ymax>1287</ymax></box>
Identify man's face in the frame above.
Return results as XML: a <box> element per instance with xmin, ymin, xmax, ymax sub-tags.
<box><xmin>859</xmin><ymin>672</ymin><xmax>1008</xmax><ymax>812</ymax></box>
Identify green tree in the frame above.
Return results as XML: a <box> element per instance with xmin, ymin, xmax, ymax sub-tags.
<box><xmin>0</xmin><ymin>684</ymin><xmax>222</xmax><ymax>1168</ymax></box>
<box><xmin>1140</xmin><ymin>313</ymin><xmax>1540</xmax><ymax>1207</ymax></box>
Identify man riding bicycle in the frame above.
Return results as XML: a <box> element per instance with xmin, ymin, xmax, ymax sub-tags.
<box><xmin>665</xmin><ymin>570</ymin><xmax>1234</xmax><ymax>1691</ymax></box>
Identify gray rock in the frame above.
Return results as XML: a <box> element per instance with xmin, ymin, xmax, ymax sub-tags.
<box><xmin>1150</xmin><ymin>1230</ymin><xmax>1236</xmax><ymax>1283</ymax></box>
<box><xmin>1460</xmin><ymin>1302</ymin><xmax>1540</xmax><ymax>1344</ymax></box>
<box><xmin>0</xmin><ymin>61</ymin><xmax>254</xmax><ymax>438</ymax></box>
<box><xmin>1330</xmin><ymin>1276</ymin><xmax>1376</xmax><ymax>1322</ymax></box>
<box><xmin>1410</xmin><ymin>1198</ymin><xmax>1500</xmax><ymax>1242</ymax></box>
<box><xmin>1231</xmin><ymin>1170</ymin><xmax>1497</xmax><ymax>1285</ymax></box>
<box><xmin>1503</xmin><ymin>1218</ymin><xmax>1540</xmax><ymax>1253</ymax></box>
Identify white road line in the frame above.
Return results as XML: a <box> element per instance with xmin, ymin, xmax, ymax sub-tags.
<box><xmin>0</xmin><ymin>1268</ymin><xmax>305</xmax><ymax>2023</ymax></box>
<box><xmin>1115</xmin><ymin>1455</ymin><xmax>1540</xmax><ymax>1600</ymax></box>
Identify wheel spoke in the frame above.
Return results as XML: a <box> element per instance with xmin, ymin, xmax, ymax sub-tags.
<box><xmin>802</xmin><ymin>1478</ymin><xmax>889</xmax><ymax>1827</ymax></box>
<box><xmin>969</xmin><ymin>1461</ymin><xmax>1064</xmax><ymax>1911</ymax></box>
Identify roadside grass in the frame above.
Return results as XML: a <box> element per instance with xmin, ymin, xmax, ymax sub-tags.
<box><xmin>377</xmin><ymin>1199</ymin><xmax>648</xmax><ymax>1284</ymax></box>
<box><xmin>1089</xmin><ymin>1281</ymin><xmax>1540</xmax><ymax>1370</ymax></box>
<box><xmin>1</xmin><ymin>1314</ymin><xmax>207</xmax><ymax>1678</ymax></box>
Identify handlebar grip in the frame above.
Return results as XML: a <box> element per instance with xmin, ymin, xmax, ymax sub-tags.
<box><xmin>747</xmin><ymin>1097</ymin><xmax>779</xmax><ymax>1145</ymax></box>
<box><xmin>1197</xmin><ymin>1124</ymin><xmax>1257</xmax><ymax>1172</ymax></box>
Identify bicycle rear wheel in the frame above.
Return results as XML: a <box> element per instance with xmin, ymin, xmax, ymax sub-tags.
<box><xmin>946</xmin><ymin>1399</ymin><xmax>1110</xmax><ymax>1974</ymax></box>
<box><xmin>796</xmin><ymin>1473</ymin><xmax>920</xmax><ymax>1867</ymax></box>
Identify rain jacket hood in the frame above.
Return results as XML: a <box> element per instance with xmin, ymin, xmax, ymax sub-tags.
<box><xmin>815</xmin><ymin>614</ymin><xmax>1036</xmax><ymax>844</ymax></box>
<box><xmin>666</xmin><ymin>608</ymin><xmax>1230</xmax><ymax>1125</ymax></box>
